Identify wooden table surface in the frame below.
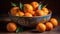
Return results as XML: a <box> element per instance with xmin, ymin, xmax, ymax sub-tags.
<box><xmin>0</xmin><ymin>15</ymin><xmax>60</xmax><ymax>34</ymax></box>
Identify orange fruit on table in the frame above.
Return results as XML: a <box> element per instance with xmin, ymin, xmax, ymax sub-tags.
<box><xmin>10</xmin><ymin>7</ymin><xmax>19</xmax><ymax>16</ymax></box>
<box><xmin>36</xmin><ymin>10</ymin><xmax>44</xmax><ymax>16</ymax></box>
<box><xmin>6</xmin><ymin>22</ymin><xmax>17</xmax><ymax>32</ymax></box>
<box><xmin>31</xmin><ymin>1</ymin><xmax>39</xmax><ymax>10</ymax></box>
<box><xmin>42</xmin><ymin>7</ymin><xmax>49</xmax><ymax>14</ymax></box>
<box><xmin>50</xmin><ymin>18</ymin><xmax>58</xmax><ymax>27</ymax></box>
<box><xmin>36</xmin><ymin>23</ymin><xmax>46</xmax><ymax>32</ymax></box>
<box><xmin>24</xmin><ymin>12</ymin><xmax>32</xmax><ymax>17</ymax></box>
<box><xmin>24</xmin><ymin>4</ymin><xmax>33</xmax><ymax>13</ymax></box>
<box><xmin>45</xmin><ymin>22</ymin><xmax>53</xmax><ymax>31</ymax></box>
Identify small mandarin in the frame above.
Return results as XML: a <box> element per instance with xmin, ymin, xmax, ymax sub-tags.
<box><xmin>10</xmin><ymin>7</ymin><xmax>19</xmax><ymax>16</ymax></box>
<box><xmin>16</xmin><ymin>12</ymin><xmax>19</xmax><ymax>16</ymax></box>
<box><xmin>50</xmin><ymin>18</ymin><xmax>58</xmax><ymax>27</ymax></box>
<box><xmin>31</xmin><ymin>1</ymin><xmax>39</xmax><ymax>10</ymax></box>
<box><xmin>7</xmin><ymin>22</ymin><xmax>17</xmax><ymax>32</ymax></box>
<box><xmin>44</xmin><ymin>12</ymin><xmax>48</xmax><ymax>16</ymax></box>
<box><xmin>36</xmin><ymin>10</ymin><xmax>44</xmax><ymax>16</ymax></box>
<box><xmin>36</xmin><ymin>23</ymin><xmax>46</xmax><ymax>32</ymax></box>
<box><xmin>29</xmin><ymin>11</ymin><xmax>35</xmax><ymax>15</ymax></box>
<box><xmin>24</xmin><ymin>12</ymin><xmax>32</xmax><ymax>17</ymax></box>
<box><xmin>42</xmin><ymin>7</ymin><xmax>49</xmax><ymax>14</ymax></box>
<box><xmin>24</xmin><ymin>4</ymin><xmax>33</xmax><ymax>12</ymax></box>
<box><xmin>45</xmin><ymin>22</ymin><xmax>53</xmax><ymax>31</ymax></box>
<box><xmin>18</xmin><ymin>11</ymin><xmax>24</xmax><ymax>16</ymax></box>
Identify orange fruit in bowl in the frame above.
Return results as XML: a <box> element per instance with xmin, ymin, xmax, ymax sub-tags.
<box><xmin>15</xmin><ymin>11</ymin><xmax>24</xmax><ymax>17</ymax></box>
<box><xmin>10</xmin><ymin>7</ymin><xmax>19</xmax><ymax>16</ymax></box>
<box><xmin>44</xmin><ymin>12</ymin><xmax>48</xmax><ymax>16</ymax></box>
<box><xmin>50</xmin><ymin>18</ymin><xmax>58</xmax><ymax>27</ymax></box>
<box><xmin>45</xmin><ymin>22</ymin><xmax>53</xmax><ymax>31</ymax></box>
<box><xmin>16</xmin><ymin>12</ymin><xmax>19</xmax><ymax>16</ymax></box>
<box><xmin>42</xmin><ymin>7</ymin><xmax>49</xmax><ymax>14</ymax></box>
<box><xmin>31</xmin><ymin>1</ymin><xmax>39</xmax><ymax>10</ymax></box>
<box><xmin>24</xmin><ymin>12</ymin><xmax>33</xmax><ymax>17</ymax></box>
<box><xmin>36</xmin><ymin>10</ymin><xmax>44</xmax><ymax>16</ymax></box>
<box><xmin>28</xmin><ymin>11</ymin><xmax>35</xmax><ymax>15</ymax></box>
<box><xmin>18</xmin><ymin>11</ymin><xmax>24</xmax><ymax>17</ymax></box>
<box><xmin>24</xmin><ymin>4</ymin><xmax>33</xmax><ymax>13</ymax></box>
<box><xmin>6</xmin><ymin>22</ymin><xmax>17</xmax><ymax>32</ymax></box>
<box><xmin>36</xmin><ymin>23</ymin><xmax>46</xmax><ymax>32</ymax></box>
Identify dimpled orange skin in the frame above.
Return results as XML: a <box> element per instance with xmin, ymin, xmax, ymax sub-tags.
<box><xmin>36</xmin><ymin>10</ymin><xmax>44</xmax><ymax>16</ymax></box>
<box><xmin>31</xmin><ymin>1</ymin><xmax>39</xmax><ymax>10</ymax></box>
<box><xmin>50</xmin><ymin>18</ymin><xmax>58</xmax><ymax>27</ymax></box>
<box><xmin>42</xmin><ymin>7</ymin><xmax>49</xmax><ymax>14</ymax></box>
<box><xmin>24</xmin><ymin>4</ymin><xmax>33</xmax><ymax>13</ymax></box>
<box><xmin>10</xmin><ymin>7</ymin><xmax>19</xmax><ymax>16</ymax></box>
<box><xmin>45</xmin><ymin>22</ymin><xmax>53</xmax><ymax>31</ymax></box>
<box><xmin>7</xmin><ymin>22</ymin><xmax>17</xmax><ymax>32</ymax></box>
<box><xmin>36</xmin><ymin>23</ymin><xmax>46</xmax><ymax>32</ymax></box>
<box><xmin>24</xmin><ymin>12</ymin><xmax>32</xmax><ymax>17</ymax></box>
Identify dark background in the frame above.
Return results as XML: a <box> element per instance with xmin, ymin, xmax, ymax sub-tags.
<box><xmin>0</xmin><ymin>0</ymin><xmax>60</xmax><ymax>16</ymax></box>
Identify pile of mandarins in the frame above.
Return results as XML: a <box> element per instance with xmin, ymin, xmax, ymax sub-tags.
<box><xmin>36</xmin><ymin>18</ymin><xmax>58</xmax><ymax>32</ymax></box>
<box><xmin>10</xmin><ymin>1</ymin><xmax>49</xmax><ymax>17</ymax></box>
<box><xmin>7</xmin><ymin>1</ymin><xmax>58</xmax><ymax>32</ymax></box>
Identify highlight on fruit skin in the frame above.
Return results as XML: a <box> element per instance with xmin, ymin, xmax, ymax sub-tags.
<box><xmin>36</xmin><ymin>23</ymin><xmax>46</xmax><ymax>32</ymax></box>
<box><xmin>45</xmin><ymin>22</ymin><xmax>53</xmax><ymax>31</ymax></box>
<box><xmin>24</xmin><ymin>4</ymin><xmax>33</xmax><ymax>13</ymax></box>
<box><xmin>50</xmin><ymin>18</ymin><xmax>58</xmax><ymax>27</ymax></box>
<box><xmin>31</xmin><ymin>1</ymin><xmax>39</xmax><ymax>10</ymax></box>
<box><xmin>6</xmin><ymin>22</ymin><xmax>17</xmax><ymax>32</ymax></box>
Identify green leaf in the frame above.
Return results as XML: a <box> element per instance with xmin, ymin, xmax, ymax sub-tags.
<box><xmin>38</xmin><ymin>2</ymin><xmax>43</xmax><ymax>10</ymax></box>
<box><xmin>11</xmin><ymin>2</ymin><xmax>17</xmax><ymax>6</ymax></box>
<box><xmin>16</xmin><ymin>27</ymin><xmax>23</xmax><ymax>33</ymax></box>
<box><xmin>19</xmin><ymin>3</ymin><xmax>23</xmax><ymax>11</ymax></box>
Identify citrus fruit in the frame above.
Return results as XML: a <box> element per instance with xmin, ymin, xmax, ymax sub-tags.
<box><xmin>42</xmin><ymin>7</ymin><xmax>49</xmax><ymax>14</ymax></box>
<box><xmin>18</xmin><ymin>11</ymin><xmax>24</xmax><ymax>16</ymax></box>
<box><xmin>6</xmin><ymin>22</ymin><xmax>17</xmax><ymax>32</ymax></box>
<box><xmin>10</xmin><ymin>7</ymin><xmax>19</xmax><ymax>16</ymax></box>
<box><xmin>36</xmin><ymin>10</ymin><xmax>44</xmax><ymax>16</ymax></box>
<box><xmin>45</xmin><ymin>22</ymin><xmax>53</xmax><ymax>31</ymax></box>
<box><xmin>31</xmin><ymin>1</ymin><xmax>39</xmax><ymax>10</ymax></box>
<box><xmin>24</xmin><ymin>12</ymin><xmax>32</xmax><ymax>17</ymax></box>
<box><xmin>36</xmin><ymin>23</ymin><xmax>46</xmax><ymax>32</ymax></box>
<box><xmin>24</xmin><ymin>4</ymin><xmax>33</xmax><ymax>13</ymax></box>
<box><xmin>16</xmin><ymin>12</ymin><xmax>19</xmax><ymax>16</ymax></box>
<box><xmin>28</xmin><ymin>11</ymin><xmax>35</xmax><ymax>15</ymax></box>
<box><xmin>50</xmin><ymin>18</ymin><xmax>58</xmax><ymax>27</ymax></box>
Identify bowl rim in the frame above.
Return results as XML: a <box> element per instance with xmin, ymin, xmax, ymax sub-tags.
<box><xmin>8</xmin><ymin>10</ymin><xmax>52</xmax><ymax>18</ymax></box>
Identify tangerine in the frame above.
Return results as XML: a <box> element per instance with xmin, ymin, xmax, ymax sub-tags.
<box><xmin>45</xmin><ymin>22</ymin><xmax>53</xmax><ymax>31</ymax></box>
<box><xmin>24</xmin><ymin>4</ymin><xmax>33</xmax><ymax>13</ymax></box>
<box><xmin>50</xmin><ymin>18</ymin><xmax>58</xmax><ymax>27</ymax></box>
<box><xmin>7</xmin><ymin>22</ymin><xmax>17</xmax><ymax>32</ymax></box>
<box><xmin>31</xmin><ymin>1</ymin><xmax>39</xmax><ymax>10</ymax></box>
<box><xmin>36</xmin><ymin>23</ymin><xmax>46</xmax><ymax>32</ymax></box>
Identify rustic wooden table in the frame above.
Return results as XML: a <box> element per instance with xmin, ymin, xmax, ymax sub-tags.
<box><xmin>0</xmin><ymin>15</ymin><xmax>60</xmax><ymax>34</ymax></box>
